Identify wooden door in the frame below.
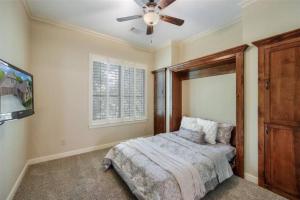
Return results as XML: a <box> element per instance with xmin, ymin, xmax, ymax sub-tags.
<box><xmin>255</xmin><ymin>31</ymin><xmax>300</xmax><ymax>199</ymax></box>
<box><xmin>153</xmin><ymin>68</ymin><xmax>166</xmax><ymax>134</ymax></box>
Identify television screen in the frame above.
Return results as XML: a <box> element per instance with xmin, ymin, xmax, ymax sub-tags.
<box><xmin>0</xmin><ymin>59</ymin><xmax>34</xmax><ymax>122</ymax></box>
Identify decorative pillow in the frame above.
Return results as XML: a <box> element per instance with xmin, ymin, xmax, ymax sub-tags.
<box><xmin>196</xmin><ymin>118</ymin><xmax>218</xmax><ymax>144</ymax></box>
<box><xmin>180</xmin><ymin>116</ymin><xmax>202</xmax><ymax>132</ymax></box>
<box><xmin>216</xmin><ymin>123</ymin><xmax>234</xmax><ymax>144</ymax></box>
<box><xmin>176</xmin><ymin>128</ymin><xmax>205</xmax><ymax>144</ymax></box>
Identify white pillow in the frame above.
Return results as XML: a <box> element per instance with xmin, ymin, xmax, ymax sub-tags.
<box><xmin>180</xmin><ymin>116</ymin><xmax>202</xmax><ymax>132</ymax></box>
<box><xmin>197</xmin><ymin>118</ymin><xmax>218</xmax><ymax>144</ymax></box>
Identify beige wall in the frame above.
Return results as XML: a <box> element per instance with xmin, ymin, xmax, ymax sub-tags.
<box><xmin>154</xmin><ymin>45</ymin><xmax>172</xmax><ymax>70</ymax></box>
<box><xmin>29</xmin><ymin>21</ymin><xmax>154</xmax><ymax>158</ymax></box>
<box><xmin>0</xmin><ymin>1</ymin><xmax>31</xmax><ymax>199</ymax></box>
<box><xmin>154</xmin><ymin>42</ymin><xmax>181</xmax><ymax>70</ymax></box>
<box><xmin>179</xmin><ymin>21</ymin><xmax>243</xmax><ymax>62</ymax></box>
<box><xmin>182</xmin><ymin>74</ymin><xmax>236</xmax><ymax>124</ymax></box>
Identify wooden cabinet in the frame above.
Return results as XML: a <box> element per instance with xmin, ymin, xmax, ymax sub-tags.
<box><xmin>265</xmin><ymin>124</ymin><xmax>300</xmax><ymax>198</ymax></box>
<box><xmin>152</xmin><ymin>68</ymin><xmax>166</xmax><ymax>134</ymax></box>
<box><xmin>254</xmin><ymin>29</ymin><xmax>300</xmax><ymax>199</ymax></box>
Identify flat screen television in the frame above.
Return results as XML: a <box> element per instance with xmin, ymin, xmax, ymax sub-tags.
<box><xmin>0</xmin><ymin>59</ymin><xmax>34</xmax><ymax>124</ymax></box>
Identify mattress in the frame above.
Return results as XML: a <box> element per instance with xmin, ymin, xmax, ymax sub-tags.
<box><xmin>104</xmin><ymin>133</ymin><xmax>234</xmax><ymax>200</ymax></box>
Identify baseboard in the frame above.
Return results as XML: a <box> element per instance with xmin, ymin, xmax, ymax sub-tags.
<box><xmin>27</xmin><ymin>134</ymin><xmax>153</xmax><ymax>165</ymax></box>
<box><xmin>6</xmin><ymin>161</ymin><xmax>29</xmax><ymax>200</ymax></box>
<box><xmin>27</xmin><ymin>140</ymin><xmax>123</xmax><ymax>165</ymax></box>
<box><xmin>5</xmin><ymin>134</ymin><xmax>151</xmax><ymax>200</ymax></box>
<box><xmin>244</xmin><ymin>173</ymin><xmax>258</xmax><ymax>184</ymax></box>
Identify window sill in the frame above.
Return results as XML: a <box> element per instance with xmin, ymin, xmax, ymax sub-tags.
<box><xmin>89</xmin><ymin>118</ymin><xmax>147</xmax><ymax>129</ymax></box>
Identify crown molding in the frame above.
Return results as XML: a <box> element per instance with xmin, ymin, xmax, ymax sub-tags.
<box><xmin>180</xmin><ymin>16</ymin><xmax>242</xmax><ymax>46</ymax></box>
<box><xmin>238</xmin><ymin>0</ymin><xmax>257</xmax><ymax>8</ymax></box>
<box><xmin>155</xmin><ymin>41</ymin><xmax>172</xmax><ymax>51</ymax></box>
<box><xmin>20</xmin><ymin>0</ymin><xmax>33</xmax><ymax>18</ymax></box>
<box><xmin>21</xmin><ymin>0</ymin><xmax>155</xmax><ymax>53</ymax></box>
<box><xmin>20</xmin><ymin>0</ymin><xmax>245</xmax><ymax>53</ymax></box>
<box><xmin>155</xmin><ymin>40</ymin><xmax>184</xmax><ymax>52</ymax></box>
<box><xmin>31</xmin><ymin>16</ymin><xmax>155</xmax><ymax>53</ymax></box>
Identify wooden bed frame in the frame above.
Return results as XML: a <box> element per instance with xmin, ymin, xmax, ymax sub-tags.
<box><xmin>166</xmin><ymin>45</ymin><xmax>248</xmax><ymax>177</ymax></box>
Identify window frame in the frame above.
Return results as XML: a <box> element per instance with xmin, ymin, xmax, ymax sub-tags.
<box><xmin>89</xmin><ymin>54</ymin><xmax>148</xmax><ymax>128</ymax></box>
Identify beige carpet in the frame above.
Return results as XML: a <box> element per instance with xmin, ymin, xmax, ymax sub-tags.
<box><xmin>14</xmin><ymin>149</ymin><xmax>285</xmax><ymax>200</ymax></box>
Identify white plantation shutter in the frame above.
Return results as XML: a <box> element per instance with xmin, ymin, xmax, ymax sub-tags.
<box><xmin>135</xmin><ymin>69</ymin><xmax>145</xmax><ymax>118</ymax></box>
<box><xmin>92</xmin><ymin>61</ymin><xmax>107</xmax><ymax>120</ymax></box>
<box><xmin>91</xmin><ymin>56</ymin><xmax>146</xmax><ymax>126</ymax></box>
<box><xmin>123</xmin><ymin>67</ymin><xmax>135</xmax><ymax>119</ymax></box>
<box><xmin>107</xmin><ymin>64</ymin><xmax>121</xmax><ymax>119</ymax></box>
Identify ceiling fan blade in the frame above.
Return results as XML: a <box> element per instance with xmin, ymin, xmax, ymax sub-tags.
<box><xmin>160</xmin><ymin>15</ymin><xmax>184</xmax><ymax>26</ymax></box>
<box><xmin>158</xmin><ymin>0</ymin><xmax>176</xmax><ymax>9</ymax></box>
<box><xmin>116</xmin><ymin>15</ymin><xmax>142</xmax><ymax>22</ymax></box>
<box><xmin>134</xmin><ymin>0</ymin><xmax>157</xmax><ymax>7</ymax></box>
<box><xmin>146</xmin><ymin>25</ymin><xmax>153</xmax><ymax>35</ymax></box>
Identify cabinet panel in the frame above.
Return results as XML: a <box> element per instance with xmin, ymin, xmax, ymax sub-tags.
<box><xmin>266</xmin><ymin>45</ymin><xmax>300</xmax><ymax>126</ymax></box>
<box><xmin>265</xmin><ymin>124</ymin><xmax>300</xmax><ymax>197</ymax></box>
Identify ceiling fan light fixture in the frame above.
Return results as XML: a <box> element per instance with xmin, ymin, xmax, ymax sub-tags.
<box><xmin>117</xmin><ymin>0</ymin><xmax>183</xmax><ymax>35</ymax></box>
<box><xmin>143</xmin><ymin>11</ymin><xmax>159</xmax><ymax>26</ymax></box>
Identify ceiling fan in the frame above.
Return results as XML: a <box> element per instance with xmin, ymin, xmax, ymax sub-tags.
<box><xmin>117</xmin><ymin>0</ymin><xmax>184</xmax><ymax>35</ymax></box>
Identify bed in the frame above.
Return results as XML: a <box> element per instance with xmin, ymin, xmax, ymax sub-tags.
<box><xmin>103</xmin><ymin>118</ymin><xmax>236</xmax><ymax>200</ymax></box>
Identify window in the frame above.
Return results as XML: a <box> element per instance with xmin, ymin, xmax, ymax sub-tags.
<box><xmin>90</xmin><ymin>55</ymin><xmax>147</xmax><ymax>127</ymax></box>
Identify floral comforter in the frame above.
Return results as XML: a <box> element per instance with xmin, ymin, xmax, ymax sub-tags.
<box><xmin>103</xmin><ymin>133</ymin><xmax>233</xmax><ymax>200</ymax></box>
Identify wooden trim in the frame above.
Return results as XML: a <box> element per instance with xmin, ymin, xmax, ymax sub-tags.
<box><xmin>152</xmin><ymin>67</ymin><xmax>167</xmax><ymax>74</ymax></box>
<box><xmin>253</xmin><ymin>28</ymin><xmax>300</xmax><ymax>47</ymax></box>
<box><xmin>180</xmin><ymin>63</ymin><xmax>235</xmax><ymax>80</ymax></box>
<box><xmin>153</xmin><ymin>68</ymin><xmax>167</xmax><ymax>134</ymax></box>
<box><xmin>168</xmin><ymin>44</ymin><xmax>248</xmax><ymax>178</ymax></box>
<box><xmin>169</xmin><ymin>44</ymin><xmax>248</xmax><ymax>72</ymax></box>
<box><xmin>170</xmin><ymin>72</ymin><xmax>182</xmax><ymax>132</ymax></box>
<box><xmin>235</xmin><ymin>51</ymin><xmax>245</xmax><ymax>177</ymax></box>
<box><xmin>257</xmin><ymin>46</ymin><xmax>265</xmax><ymax>187</ymax></box>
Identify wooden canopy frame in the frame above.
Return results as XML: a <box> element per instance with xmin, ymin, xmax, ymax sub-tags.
<box><xmin>168</xmin><ymin>44</ymin><xmax>248</xmax><ymax>177</ymax></box>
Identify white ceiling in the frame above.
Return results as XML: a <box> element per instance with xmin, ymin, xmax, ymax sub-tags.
<box><xmin>26</xmin><ymin>0</ymin><xmax>244</xmax><ymax>49</ymax></box>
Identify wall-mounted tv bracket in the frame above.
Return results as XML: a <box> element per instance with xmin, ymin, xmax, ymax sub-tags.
<box><xmin>0</xmin><ymin>113</ymin><xmax>13</xmax><ymax>125</ymax></box>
